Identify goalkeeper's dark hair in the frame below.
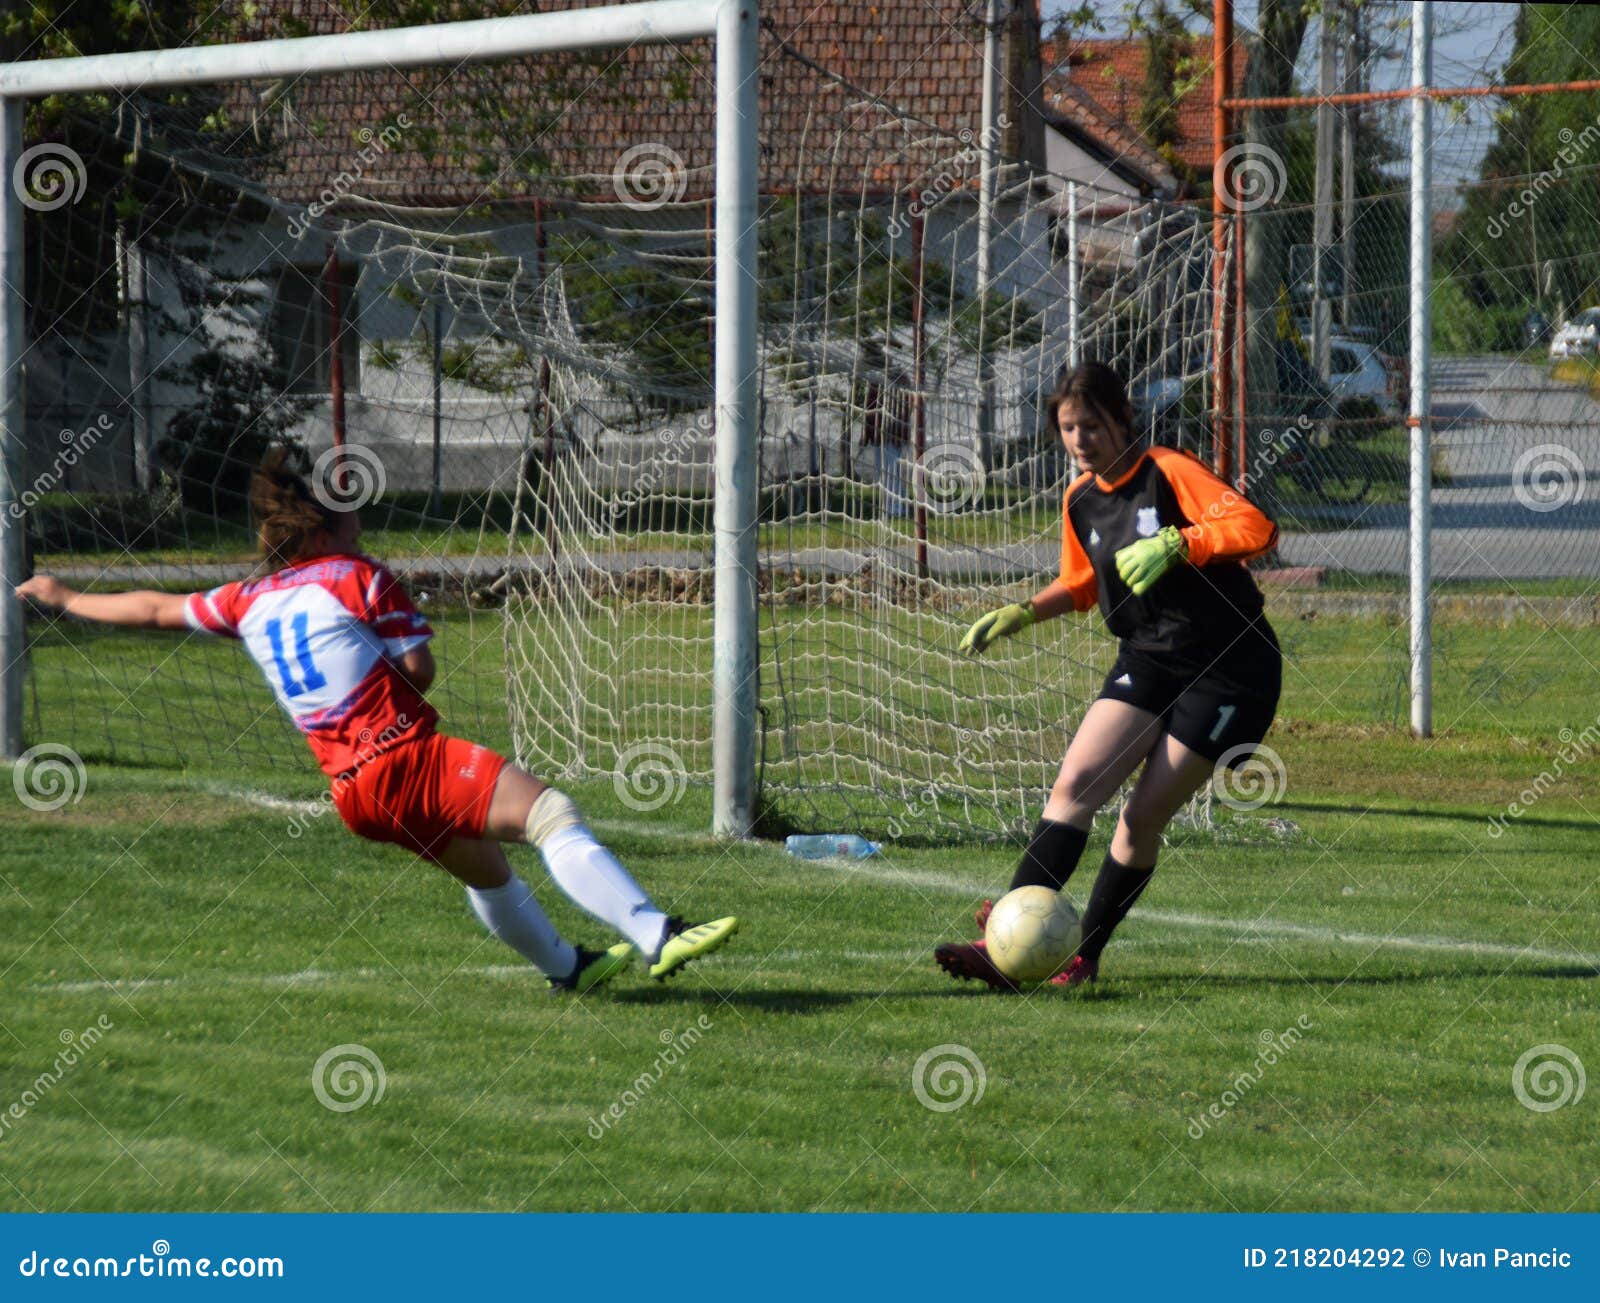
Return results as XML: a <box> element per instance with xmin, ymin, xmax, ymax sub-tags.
<box><xmin>1046</xmin><ymin>360</ymin><xmax>1137</xmax><ymax>444</ymax></box>
<box><xmin>249</xmin><ymin>446</ymin><xmax>339</xmax><ymax>569</ymax></box>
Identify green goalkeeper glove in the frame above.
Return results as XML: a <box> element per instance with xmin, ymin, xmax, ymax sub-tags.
<box><xmin>1114</xmin><ymin>525</ymin><xmax>1188</xmax><ymax>596</ymax></box>
<box><xmin>960</xmin><ymin>601</ymin><xmax>1035</xmax><ymax>656</ymax></box>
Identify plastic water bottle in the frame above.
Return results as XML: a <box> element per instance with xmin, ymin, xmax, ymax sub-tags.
<box><xmin>785</xmin><ymin>833</ymin><xmax>880</xmax><ymax>860</ymax></box>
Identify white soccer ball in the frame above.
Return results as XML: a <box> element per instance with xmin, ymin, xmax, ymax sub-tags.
<box><xmin>984</xmin><ymin>885</ymin><xmax>1081</xmax><ymax>983</ymax></box>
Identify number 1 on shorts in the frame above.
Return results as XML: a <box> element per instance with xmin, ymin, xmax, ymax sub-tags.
<box><xmin>1208</xmin><ymin>703</ymin><xmax>1236</xmax><ymax>742</ymax></box>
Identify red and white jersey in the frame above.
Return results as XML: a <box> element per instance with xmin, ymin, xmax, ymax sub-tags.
<box><xmin>184</xmin><ymin>553</ymin><xmax>438</xmax><ymax>777</ymax></box>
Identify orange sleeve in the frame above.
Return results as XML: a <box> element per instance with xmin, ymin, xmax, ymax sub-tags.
<box><xmin>1150</xmin><ymin>447</ymin><xmax>1278</xmax><ymax>568</ymax></box>
<box><xmin>1057</xmin><ymin>480</ymin><xmax>1099</xmax><ymax>611</ymax></box>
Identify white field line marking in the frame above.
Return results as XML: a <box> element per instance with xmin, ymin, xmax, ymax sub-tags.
<box><xmin>799</xmin><ymin>852</ymin><xmax>1600</xmax><ymax>970</ymax></box>
<box><xmin>199</xmin><ymin>783</ymin><xmax>1600</xmax><ymax>971</ymax></box>
<box><xmin>31</xmin><ymin>950</ymin><xmax>918</xmax><ymax>996</ymax></box>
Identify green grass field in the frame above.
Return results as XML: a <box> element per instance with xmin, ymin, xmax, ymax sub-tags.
<box><xmin>2</xmin><ymin>599</ymin><xmax>1597</xmax><ymax>1212</ymax></box>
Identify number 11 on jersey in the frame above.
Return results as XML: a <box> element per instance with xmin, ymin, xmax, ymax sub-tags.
<box><xmin>264</xmin><ymin>612</ymin><xmax>327</xmax><ymax>699</ymax></box>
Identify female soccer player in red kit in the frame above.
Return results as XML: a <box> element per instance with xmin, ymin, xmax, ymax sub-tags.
<box><xmin>937</xmin><ymin>361</ymin><xmax>1280</xmax><ymax>990</ymax></box>
<box><xmin>14</xmin><ymin>450</ymin><xmax>738</xmax><ymax>994</ymax></box>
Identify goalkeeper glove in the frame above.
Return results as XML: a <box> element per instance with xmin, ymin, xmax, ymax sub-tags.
<box><xmin>960</xmin><ymin>601</ymin><xmax>1035</xmax><ymax>656</ymax></box>
<box><xmin>1114</xmin><ymin>525</ymin><xmax>1188</xmax><ymax>596</ymax></box>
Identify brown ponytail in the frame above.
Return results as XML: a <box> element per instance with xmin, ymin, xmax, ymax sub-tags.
<box><xmin>1045</xmin><ymin>360</ymin><xmax>1137</xmax><ymax>445</ymax></box>
<box><xmin>249</xmin><ymin>446</ymin><xmax>337</xmax><ymax>570</ymax></box>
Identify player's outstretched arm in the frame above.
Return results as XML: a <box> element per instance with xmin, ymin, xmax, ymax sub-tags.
<box><xmin>14</xmin><ymin>576</ymin><xmax>189</xmax><ymax>630</ymax></box>
<box><xmin>959</xmin><ymin>580</ymin><xmax>1084</xmax><ymax>656</ymax></box>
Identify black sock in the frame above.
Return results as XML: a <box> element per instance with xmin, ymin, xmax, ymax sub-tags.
<box><xmin>1077</xmin><ymin>853</ymin><xmax>1155</xmax><ymax>962</ymax></box>
<box><xmin>1008</xmin><ymin>819</ymin><xmax>1090</xmax><ymax>892</ymax></box>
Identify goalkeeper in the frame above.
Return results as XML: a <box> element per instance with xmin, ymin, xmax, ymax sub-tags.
<box><xmin>938</xmin><ymin>361</ymin><xmax>1280</xmax><ymax>991</ymax></box>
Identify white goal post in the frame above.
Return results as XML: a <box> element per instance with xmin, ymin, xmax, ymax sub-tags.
<box><xmin>0</xmin><ymin>0</ymin><xmax>763</xmax><ymax>837</ymax></box>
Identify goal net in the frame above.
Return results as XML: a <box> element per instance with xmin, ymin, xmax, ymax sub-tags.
<box><xmin>9</xmin><ymin>9</ymin><xmax>1225</xmax><ymax>842</ymax></box>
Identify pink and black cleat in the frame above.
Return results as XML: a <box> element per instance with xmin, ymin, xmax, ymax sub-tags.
<box><xmin>1047</xmin><ymin>954</ymin><xmax>1098</xmax><ymax>988</ymax></box>
<box><xmin>934</xmin><ymin>900</ymin><xmax>1022</xmax><ymax>992</ymax></box>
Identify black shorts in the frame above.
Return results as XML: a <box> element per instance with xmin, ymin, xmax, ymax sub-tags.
<box><xmin>1097</xmin><ymin>646</ymin><xmax>1281</xmax><ymax>767</ymax></box>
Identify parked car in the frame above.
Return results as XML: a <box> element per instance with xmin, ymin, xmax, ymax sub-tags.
<box><xmin>1327</xmin><ymin>337</ymin><xmax>1401</xmax><ymax>422</ymax></box>
<box><xmin>1549</xmin><ymin>308</ymin><xmax>1600</xmax><ymax>359</ymax></box>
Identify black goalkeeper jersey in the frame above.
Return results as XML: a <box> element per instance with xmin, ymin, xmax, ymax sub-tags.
<box><xmin>1059</xmin><ymin>445</ymin><xmax>1279</xmax><ymax>678</ymax></box>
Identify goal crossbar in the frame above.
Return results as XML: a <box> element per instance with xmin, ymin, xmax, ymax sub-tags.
<box><xmin>0</xmin><ymin>0</ymin><xmax>763</xmax><ymax>838</ymax></box>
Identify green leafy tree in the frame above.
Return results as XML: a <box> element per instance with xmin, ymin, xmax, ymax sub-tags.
<box><xmin>1444</xmin><ymin>4</ymin><xmax>1600</xmax><ymax>326</ymax></box>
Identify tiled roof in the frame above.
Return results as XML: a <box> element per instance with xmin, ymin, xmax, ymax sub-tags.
<box><xmin>226</xmin><ymin>0</ymin><xmax>1059</xmax><ymax>207</ymax></box>
<box><xmin>1041</xmin><ymin>75</ymin><xmax>1178</xmax><ymax>195</ymax></box>
<box><xmin>1039</xmin><ymin>34</ymin><xmax>1248</xmax><ymax>185</ymax></box>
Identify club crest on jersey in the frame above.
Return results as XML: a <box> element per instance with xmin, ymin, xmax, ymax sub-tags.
<box><xmin>1135</xmin><ymin>507</ymin><xmax>1161</xmax><ymax>537</ymax></box>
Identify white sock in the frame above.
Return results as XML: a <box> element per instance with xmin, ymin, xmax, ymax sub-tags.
<box><xmin>540</xmin><ymin>825</ymin><xmax>671</xmax><ymax>956</ymax></box>
<box><xmin>466</xmin><ymin>876</ymin><xmax>576</xmax><ymax>979</ymax></box>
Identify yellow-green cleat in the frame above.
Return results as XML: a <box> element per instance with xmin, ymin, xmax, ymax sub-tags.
<box><xmin>649</xmin><ymin>916</ymin><xmax>740</xmax><ymax>981</ymax></box>
<box><xmin>548</xmin><ymin>942</ymin><xmax>635</xmax><ymax>994</ymax></box>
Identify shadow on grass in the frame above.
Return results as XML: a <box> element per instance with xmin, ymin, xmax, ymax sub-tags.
<box><xmin>608</xmin><ymin>983</ymin><xmax>1092</xmax><ymax>1011</ymax></box>
<box><xmin>1278</xmin><ymin>800</ymin><xmax>1600</xmax><ymax>834</ymax></box>
<box><xmin>1139</xmin><ymin>964</ymin><xmax>1599</xmax><ymax>988</ymax></box>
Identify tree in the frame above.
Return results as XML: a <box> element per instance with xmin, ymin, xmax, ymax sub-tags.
<box><xmin>1444</xmin><ymin>4</ymin><xmax>1600</xmax><ymax>329</ymax></box>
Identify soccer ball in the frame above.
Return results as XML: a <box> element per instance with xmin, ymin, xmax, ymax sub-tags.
<box><xmin>984</xmin><ymin>885</ymin><xmax>1081</xmax><ymax>983</ymax></box>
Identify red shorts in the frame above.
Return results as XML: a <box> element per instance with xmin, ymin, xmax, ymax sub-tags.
<box><xmin>331</xmin><ymin>732</ymin><xmax>509</xmax><ymax>862</ymax></box>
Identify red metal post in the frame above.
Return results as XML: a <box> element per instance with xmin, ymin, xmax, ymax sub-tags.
<box><xmin>1211</xmin><ymin>0</ymin><xmax>1233</xmax><ymax>483</ymax></box>
<box><xmin>1235</xmin><ymin>204</ymin><xmax>1248</xmax><ymax>493</ymax></box>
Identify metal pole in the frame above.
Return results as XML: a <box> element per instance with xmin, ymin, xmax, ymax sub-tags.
<box><xmin>711</xmin><ymin>0</ymin><xmax>759</xmax><ymax>838</ymax></box>
<box><xmin>1312</xmin><ymin>2</ymin><xmax>1335</xmax><ymax>378</ymax></box>
<box><xmin>0</xmin><ymin>2</ymin><xmax>723</xmax><ymax>97</ymax></box>
<box><xmin>1211</xmin><ymin>0</ymin><xmax>1232</xmax><ymax>478</ymax></box>
<box><xmin>1340</xmin><ymin>0</ymin><xmax>1357</xmax><ymax>326</ymax></box>
<box><xmin>1234</xmin><ymin>205</ymin><xmax>1248</xmax><ymax>490</ymax></box>
<box><xmin>324</xmin><ymin>243</ymin><xmax>346</xmax><ymax>479</ymax></box>
<box><xmin>535</xmin><ymin>199</ymin><xmax>557</xmax><ymax>557</ymax></box>
<box><xmin>0</xmin><ymin>97</ymin><xmax>24</xmax><ymax>759</ymax></box>
<box><xmin>120</xmin><ymin>225</ymin><xmax>154</xmax><ymax>491</ymax></box>
<box><xmin>1066</xmin><ymin>180</ymin><xmax>1080</xmax><ymax>366</ymax></box>
<box><xmin>974</xmin><ymin>0</ymin><xmax>999</xmax><ymax>473</ymax></box>
<box><xmin>1409</xmin><ymin>0</ymin><xmax>1432</xmax><ymax>738</ymax></box>
<box><xmin>911</xmin><ymin>206</ymin><xmax>928</xmax><ymax>581</ymax></box>
<box><xmin>429</xmin><ymin>295</ymin><xmax>442</xmax><ymax>518</ymax></box>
